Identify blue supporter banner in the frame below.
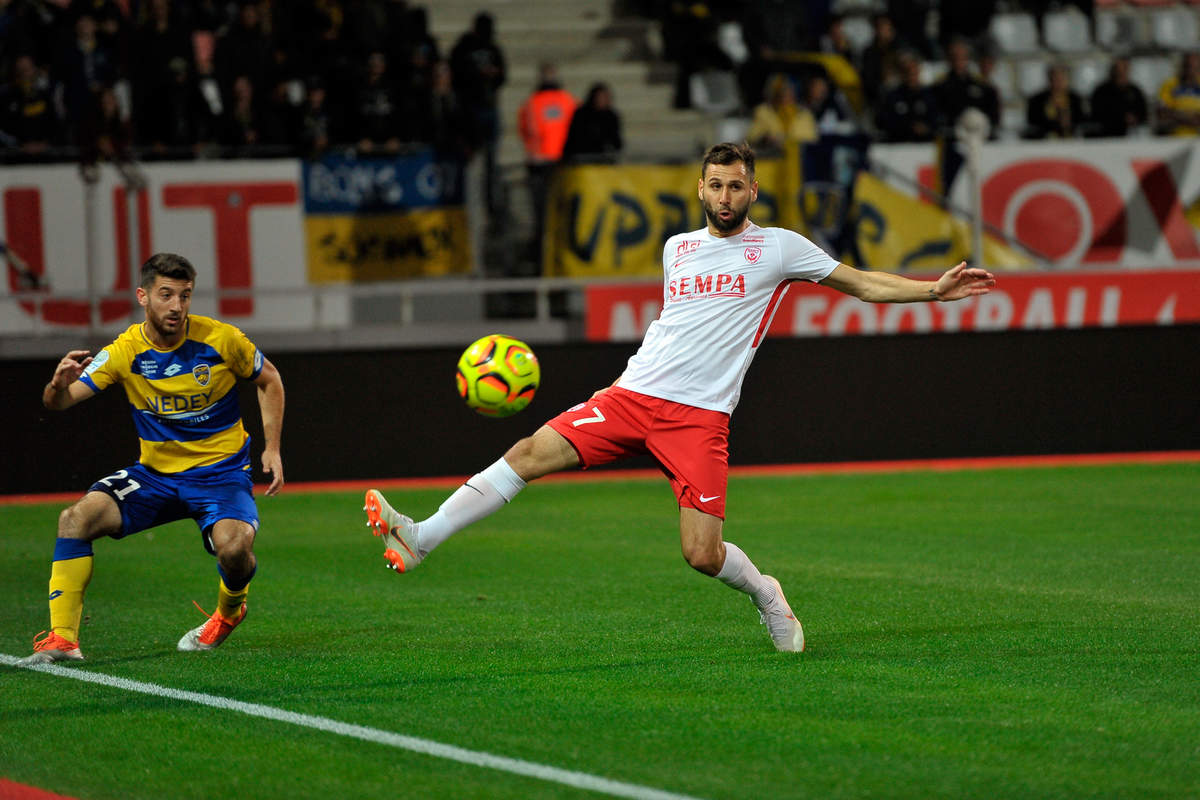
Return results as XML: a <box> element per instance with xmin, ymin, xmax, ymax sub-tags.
<box><xmin>302</xmin><ymin>150</ymin><xmax>464</xmax><ymax>214</ymax></box>
<box><xmin>302</xmin><ymin>150</ymin><xmax>471</xmax><ymax>281</ymax></box>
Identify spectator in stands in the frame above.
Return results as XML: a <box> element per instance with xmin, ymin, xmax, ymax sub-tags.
<box><xmin>213</xmin><ymin>2</ymin><xmax>272</xmax><ymax>97</ymax></box>
<box><xmin>738</xmin><ymin>0</ymin><xmax>816</xmax><ymax>108</ymax></box>
<box><xmin>78</xmin><ymin>83</ymin><xmax>131</xmax><ymax>168</ymax></box>
<box><xmin>54</xmin><ymin>13</ymin><xmax>118</xmax><ymax>142</ymax></box>
<box><xmin>1156</xmin><ymin>51</ymin><xmax>1200</xmax><ymax>137</ymax></box>
<box><xmin>132</xmin><ymin>0</ymin><xmax>193</xmax><ymax>127</ymax></box>
<box><xmin>662</xmin><ymin>0</ymin><xmax>722</xmax><ymax>108</ymax></box>
<box><xmin>450</xmin><ymin>12</ymin><xmax>506</xmax><ymax>213</ymax></box>
<box><xmin>860</xmin><ymin>13</ymin><xmax>903</xmax><ymax>106</ymax></box>
<box><xmin>352</xmin><ymin>51</ymin><xmax>401</xmax><ymax>154</ymax></box>
<box><xmin>933</xmin><ymin>37</ymin><xmax>1000</xmax><ymax>135</ymax></box>
<box><xmin>140</xmin><ymin>56</ymin><xmax>215</xmax><ymax>157</ymax></box>
<box><xmin>818</xmin><ymin>15</ymin><xmax>855</xmax><ymax>65</ymax></box>
<box><xmin>876</xmin><ymin>50</ymin><xmax>939</xmax><ymax>142</ymax></box>
<box><xmin>1</xmin><ymin>53</ymin><xmax>59</xmax><ymax>154</ymax></box>
<box><xmin>563</xmin><ymin>82</ymin><xmax>623</xmax><ymax>163</ymax></box>
<box><xmin>217</xmin><ymin>74</ymin><xmax>266</xmax><ymax>153</ymax></box>
<box><xmin>390</xmin><ymin>5</ymin><xmax>440</xmax><ymax>121</ymax></box>
<box><xmin>1090</xmin><ymin>56</ymin><xmax>1146</xmax><ymax>138</ymax></box>
<box><xmin>973</xmin><ymin>45</ymin><xmax>1003</xmax><ymax>138</ymax></box>
<box><xmin>1026</xmin><ymin>63</ymin><xmax>1085</xmax><ymax>139</ymax></box>
<box><xmin>804</xmin><ymin>72</ymin><xmax>859</xmax><ymax>134</ymax></box>
<box><xmin>746</xmin><ymin>73</ymin><xmax>817</xmax><ymax>151</ymax></box>
<box><xmin>518</xmin><ymin>62</ymin><xmax>576</xmax><ymax>261</ymax></box>
<box><xmin>296</xmin><ymin>76</ymin><xmax>332</xmax><ymax>159</ymax></box>
<box><xmin>421</xmin><ymin>58</ymin><xmax>472</xmax><ymax>158</ymax></box>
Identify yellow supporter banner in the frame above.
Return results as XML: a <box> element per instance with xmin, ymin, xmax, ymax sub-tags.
<box><xmin>853</xmin><ymin>172</ymin><xmax>1033</xmax><ymax>271</ymax></box>
<box><xmin>306</xmin><ymin>207</ymin><xmax>471</xmax><ymax>283</ymax></box>
<box><xmin>544</xmin><ymin>160</ymin><xmax>796</xmax><ymax>277</ymax></box>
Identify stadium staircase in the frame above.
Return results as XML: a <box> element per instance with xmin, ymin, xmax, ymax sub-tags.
<box><xmin>427</xmin><ymin>0</ymin><xmax>719</xmax><ymax>278</ymax></box>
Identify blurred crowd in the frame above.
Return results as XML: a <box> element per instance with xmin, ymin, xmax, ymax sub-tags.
<box><xmin>0</xmin><ymin>0</ymin><xmax>506</xmax><ymax>166</ymax></box>
<box><xmin>650</xmin><ymin>0</ymin><xmax>1200</xmax><ymax>147</ymax></box>
<box><xmin>2</xmin><ymin>0</ymin><xmax>1198</xmax><ymax>172</ymax></box>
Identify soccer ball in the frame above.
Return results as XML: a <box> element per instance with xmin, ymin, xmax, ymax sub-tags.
<box><xmin>456</xmin><ymin>334</ymin><xmax>540</xmax><ymax>418</ymax></box>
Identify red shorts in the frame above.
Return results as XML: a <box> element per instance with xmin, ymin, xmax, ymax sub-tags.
<box><xmin>545</xmin><ymin>386</ymin><xmax>731</xmax><ymax>519</ymax></box>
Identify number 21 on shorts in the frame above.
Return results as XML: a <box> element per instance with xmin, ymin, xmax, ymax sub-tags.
<box><xmin>98</xmin><ymin>469</ymin><xmax>141</xmax><ymax>501</ymax></box>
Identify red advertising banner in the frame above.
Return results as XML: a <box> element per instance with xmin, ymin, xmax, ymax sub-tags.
<box><xmin>585</xmin><ymin>270</ymin><xmax>1200</xmax><ymax>341</ymax></box>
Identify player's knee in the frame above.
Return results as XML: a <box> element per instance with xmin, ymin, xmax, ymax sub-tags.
<box><xmin>216</xmin><ymin>526</ymin><xmax>254</xmax><ymax>557</ymax></box>
<box><xmin>57</xmin><ymin>501</ymin><xmax>104</xmax><ymax>540</ymax></box>
<box><xmin>681</xmin><ymin>540</ymin><xmax>722</xmax><ymax>576</ymax></box>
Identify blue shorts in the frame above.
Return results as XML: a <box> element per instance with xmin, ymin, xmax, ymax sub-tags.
<box><xmin>88</xmin><ymin>462</ymin><xmax>259</xmax><ymax>554</ymax></box>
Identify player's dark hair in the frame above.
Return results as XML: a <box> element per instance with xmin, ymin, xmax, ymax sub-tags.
<box><xmin>702</xmin><ymin>142</ymin><xmax>755</xmax><ymax>178</ymax></box>
<box><xmin>140</xmin><ymin>253</ymin><xmax>196</xmax><ymax>289</ymax></box>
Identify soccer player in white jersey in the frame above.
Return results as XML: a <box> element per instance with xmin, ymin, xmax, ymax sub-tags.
<box><xmin>364</xmin><ymin>142</ymin><xmax>995</xmax><ymax>652</ymax></box>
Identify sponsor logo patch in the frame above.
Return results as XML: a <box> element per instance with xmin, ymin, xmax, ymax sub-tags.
<box><xmin>83</xmin><ymin>349</ymin><xmax>109</xmax><ymax>375</ymax></box>
<box><xmin>164</xmin><ymin>363</ymin><xmax>183</xmax><ymax>377</ymax></box>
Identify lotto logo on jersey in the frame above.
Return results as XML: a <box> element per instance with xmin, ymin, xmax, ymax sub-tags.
<box><xmin>668</xmin><ymin>272</ymin><xmax>747</xmax><ymax>302</ymax></box>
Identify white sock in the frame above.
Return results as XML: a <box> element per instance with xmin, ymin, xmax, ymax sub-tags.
<box><xmin>414</xmin><ymin>458</ymin><xmax>527</xmax><ymax>557</ymax></box>
<box><xmin>715</xmin><ymin>541</ymin><xmax>776</xmax><ymax>609</ymax></box>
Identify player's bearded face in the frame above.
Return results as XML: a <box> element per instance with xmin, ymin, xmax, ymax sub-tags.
<box><xmin>700</xmin><ymin>163</ymin><xmax>756</xmax><ymax>234</ymax></box>
<box><xmin>140</xmin><ymin>277</ymin><xmax>193</xmax><ymax>340</ymax></box>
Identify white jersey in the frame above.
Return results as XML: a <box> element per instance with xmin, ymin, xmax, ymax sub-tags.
<box><xmin>618</xmin><ymin>221</ymin><xmax>839</xmax><ymax>414</ymax></box>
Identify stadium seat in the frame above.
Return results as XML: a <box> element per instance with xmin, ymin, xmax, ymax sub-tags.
<box><xmin>1044</xmin><ymin>7</ymin><xmax>1093</xmax><ymax>53</ymax></box>
<box><xmin>1149</xmin><ymin>6</ymin><xmax>1200</xmax><ymax>49</ymax></box>
<box><xmin>1129</xmin><ymin>55</ymin><xmax>1175</xmax><ymax>97</ymax></box>
<box><xmin>1016</xmin><ymin>57</ymin><xmax>1051</xmax><ymax>97</ymax></box>
<box><xmin>831</xmin><ymin>0</ymin><xmax>885</xmax><ymax>14</ymax></box>
<box><xmin>989</xmin><ymin>60</ymin><xmax>1022</xmax><ymax>105</ymax></box>
<box><xmin>1000</xmin><ymin>104</ymin><xmax>1028</xmax><ymax>138</ymax></box>
<box><xmin>714</xmin><ymin>116</ymin><xmax>751</xmax><ymax>144</ymax></box>
<box><xmin>841</xmin><ymin>15</ymin><xmax>875</xmax><ymax>52</ymax></box>
<box><xmin>1128</xmin><ymin>0</ymin><xmax>1177</xmax><ymax>7</ymax></box>
<box><xmin>1071</xmin><ymin>56</ymin><xmax>1110</xmax><ymax>96</ymax></box>
<box><xmin>1096</xmin><ymin>8</ymin><xmax>1148</xmax><ymax>50</ymax></box>
<box><xmin>689</xmin><ymin>69</ymin><xmax>741</xmax><ymax>116</ymax></box>
<box><xmin>990</xmin><ymin>13</ymin><xmax>1041</xmax><ymax>56</ymax></box>
<box><xmin>920</xmin><ymin>60</ymin><xmax>946</xmax><ymax>86</ymax></box>
<box><xmin>717</xmin><ymin>22</ymin><xmax>749</xmax><ymax>66</ymax></box>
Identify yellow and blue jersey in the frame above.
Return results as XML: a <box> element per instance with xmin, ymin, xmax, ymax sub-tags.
<box><xmin>79</xmin><ymin>315</ymin><xmax>264</xmax><ymax>475</ymax></box>
<box><xmin>1158</xmin><ymin>76</ymin><xmax>1200</xmax><ymax>136</ymax></box>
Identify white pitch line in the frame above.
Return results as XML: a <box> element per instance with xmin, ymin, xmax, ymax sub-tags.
<box><xmin>2</xmin><ymin>654</ymin><xmax>704</xmax><ymax>800</ymax></box>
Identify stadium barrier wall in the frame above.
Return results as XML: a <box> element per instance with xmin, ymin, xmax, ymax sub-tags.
<box><xmin>3</xmin><ymin>324</ymin><xmax>1197</xmax><ymax>495</ymax></box>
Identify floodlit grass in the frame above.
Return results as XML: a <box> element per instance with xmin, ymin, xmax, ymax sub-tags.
<box><xmin>2</xmin><ymin>463</ymin><xmax>1198</xmax><ymax>799</ymax></box>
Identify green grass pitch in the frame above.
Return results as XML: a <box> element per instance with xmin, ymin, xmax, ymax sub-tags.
<box><xmin>2</xmin><ymin>462</ymin><xmax>1198</xmax><ymax>799</ymax></box>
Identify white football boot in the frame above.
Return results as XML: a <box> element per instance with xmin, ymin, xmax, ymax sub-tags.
<box><xmin>364</xmin><ymin>489</ymin><xmax>423</xmax><ymax>573</ymax></box>
<box><xmin>757</xmin><ymin>575</ymin><xmax>805</xmax><ymax>652</ymax></box>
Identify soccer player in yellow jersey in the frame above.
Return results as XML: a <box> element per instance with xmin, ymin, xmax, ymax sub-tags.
<box><xmin>18</xmin><ymin>253</ymin><xmax>285</xmax><ymax>664</ymax></box>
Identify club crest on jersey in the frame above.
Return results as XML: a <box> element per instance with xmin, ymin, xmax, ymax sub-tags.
<box><xmin>745</xmin><ymin>247</ymin><xmax>762</xmax><ymax>263</ymax></box>
<box><xmin>192</xmin><ymin>363</ymin><xmax>211</xmax><ymax>386</ymax></box>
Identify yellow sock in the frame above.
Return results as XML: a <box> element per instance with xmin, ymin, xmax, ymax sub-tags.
<box><xmin>216</xmin><ymin>577</ymin><xmax>249</xmax><ymax>621</ymax></box>
<box><xmin>49</xmin><ymin>555</ymin><xmax>93</xmax><ymax>643</ymax></box>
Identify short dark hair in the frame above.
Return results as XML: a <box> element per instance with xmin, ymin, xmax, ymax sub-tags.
<box><xmin>702</xmin><ymin>142</ymin><xmax>755</xmax><ymax>178</ymax></box>
<box><xmin>140</xmin><ymin>253</ymin><xmax>196</xmax><ymax>289</ymax></box>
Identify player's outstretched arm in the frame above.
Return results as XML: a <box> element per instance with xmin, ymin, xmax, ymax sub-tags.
<box><xmin>820</xmin><ymin>262</ymin><xmax>995</xmax><ymax>304</ymax></box>
<box><xmin>42</xmin><ymin>350</ymin><xmax>98</xmax><ymax>410</ymax></box>
<box><xmin>253</xmin><ymin>357</ymin><xmax>285</xmax><ymax>496</ymax></box>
